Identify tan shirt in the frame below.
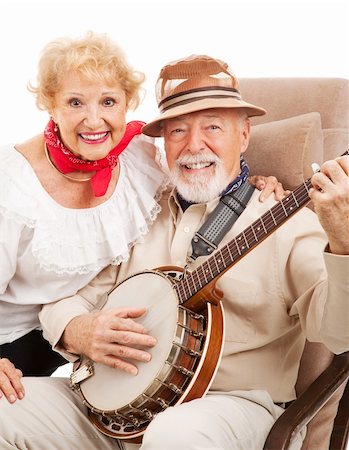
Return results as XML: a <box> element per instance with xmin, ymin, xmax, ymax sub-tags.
<box><xmin>40</xmin><ymin>188</ymin><xmax>349</xmax><ymax>402</ymax></box>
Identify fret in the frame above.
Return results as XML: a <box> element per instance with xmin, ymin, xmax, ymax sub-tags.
<box><xmin>177</xmin><ymin>286</ymin><xmax>184</xmax><ymax>305</ymax></box>
<box><xmin>303</xmin><ymin>181</ymin><xmax>310</xmax><ymax>194</ymax></box>
<box><xmin>262</xmin><ymin>210</ymin><xmax>276</xmax><ymax>232</ymax></box>
<box><xmin>291</xmin><ymin>191</ymin><xmax>299</xmax><ymax>208</ymax></box>
<box><xmin>231</xmin><ymin>240</ymin><xmax>240</xmax><ymax>260</ymax></box>
<box><xmin>236</xmin><ymin>235</ymin><xmax>247</xmax><ymax>254</ymax></box>
<box><xmin>196</xmin><ymin>265</ymin><xmax>206</xmax><ymax>286</ymax></box>
<box><xmin>246</xmin><ymin>227</ymin><xmax>258</xmax><ymax>247</ymax></box>
<box><xmin>179</xmin><ymin>283</ymin><xmax>186</xmax><ymax>302</ymax></box>
<box><xmin>217</xmin><ymin>250</ymin><xmax>227</xmax><ymax>270</ymax></box>
<box><xmin>269</xmin><ymin>209</ymin><xmax>277</xmax><ymax>226</ymax></box>
<box><xmin>185</xmin><ymin>276</ymin><xmax>192</xmax><ymax>298</ymax></box>
<box><xmin>250</xmin><ymin>223</ymin><xmax>258</xmax><ymax>242</ymax></box>
<box><xmin>283</xmin><ymin>195</ymin><xmax>296</xmax><ymax>214</ymax></box>
<box><xmin>280</xmin><ymin>200</ymin><xmax>289</xmax><ymax>217</ymax></box>
<box><xmin>242</xmin><ymin>231</ymin><xmax>250</xmax><ymax>249</ymax></box>
<box><xmin>253</xmin><ymin>219</ymin><xmax>266</xmax><ymax>240</ymax></box>
<box><xmin>240</xmin><ymin>241</ymin><xmax>247</xmax><ymax>252</ymax></box>
<box><xmin>234</xmin><ymin>237</ymin><xmax>242</xmax><ymax>256</ymax></box>
<box><xmin>226</xmin><ymin>242</ymin><xmax>234</xmax><ymax>263</ymax></box>
<box><xmin>201</xmin><ymin>263</ymin><xmax>209</xmax><ymax>283</ymax></box>
<box><xmin>213</xmin><ymin>255</ymin><xmax>220</xmax><ymax>275</ymax></box>
<box><xmin>208</xmin><ymin>261</ymin><xmax>214</xmax><ymax>279</ymax></box>
<box><xmin>186</xmin><ymin>274</ymin><xmax>194</xmax><ymax>294</ymax></box>
<box><xmin>193</xmin><ymin>267</ymin><xmax>203</xmax><ymax>289</ymax></box>
<box><xmin>216</xmin><ymin>259</ymin><xmax>223</xmax><ymax>274</ymax></box>
<box><xmin>260</xmin><ymin>217</ymin><xmax>268</xmax><ymax>234</ymax></box>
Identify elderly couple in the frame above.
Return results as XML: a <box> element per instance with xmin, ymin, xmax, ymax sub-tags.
<box><xmin>0</xmin><ymin>32</ymin><xmax>348</xmax><ymax>450</ymax></box>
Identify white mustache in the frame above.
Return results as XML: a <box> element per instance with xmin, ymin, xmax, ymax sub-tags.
<box><xmin>176</xmin><ymin>152</ymin><xmax>221</xmax><ymax>167</ymax></box>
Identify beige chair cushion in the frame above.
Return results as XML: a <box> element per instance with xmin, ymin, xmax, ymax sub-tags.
<box><xmin>323</xmin><ymin>128</ymin><xmax>349</xmax><ymax>160</ymax></box>
<box><xmin>239</xmin><ymin>78</ymin><xmax>349</xmax><ymax>130</ymax></box>
<box><xmin>246</xmin><ymin>112</ymin><xmax>324</xmax><ymax>191</ymax></box>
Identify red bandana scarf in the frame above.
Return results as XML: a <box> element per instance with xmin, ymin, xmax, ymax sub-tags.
<box><xmin>44</xmin><ymin>119</ymin><xmax>145</xmax><ymax>197</ymax></box>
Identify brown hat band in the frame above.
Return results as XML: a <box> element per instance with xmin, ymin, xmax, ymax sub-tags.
<box><xmin>159</xmin><ymin>86</ymin><xmax>242</xmax><ymax>113</ymax></box>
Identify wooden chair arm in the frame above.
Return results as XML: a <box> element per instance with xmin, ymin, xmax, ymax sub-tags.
<box><xmin>330</xmin><ymin>373</ymin><xmax>349</xmax><ymax>450</ymax></box>
<box><xmin>263</xmin><ymin>351</ymin><xmax>349</xmax><ymax>450</ymax></box>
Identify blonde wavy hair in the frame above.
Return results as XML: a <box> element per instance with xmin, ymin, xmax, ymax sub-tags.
<box><xmin>28</xmin><ymin>31</ymin><xmax>145</xmax><ymax>111</ymax></box>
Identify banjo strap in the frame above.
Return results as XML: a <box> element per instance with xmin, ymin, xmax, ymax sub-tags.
<box><xmin>190</xmin><ymin>182</ymin><xmax>255</xmax><ymax>261</ymax></box>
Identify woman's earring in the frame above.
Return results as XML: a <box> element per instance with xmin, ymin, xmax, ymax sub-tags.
<box><xmin>51</xmin><ymin>117</ymin><xmax>59</xmax><ymax>133</ymax></box>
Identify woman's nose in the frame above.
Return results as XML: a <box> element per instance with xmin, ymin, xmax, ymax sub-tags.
<box><xmin>83</xmin><ymin>106</ymin><xmax>104</xmax><ymax>128</ymax></box>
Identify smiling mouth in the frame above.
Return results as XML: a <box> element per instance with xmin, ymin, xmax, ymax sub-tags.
<box><xmin>79</xmin><ymin>132</ymin><xmax>109</xmax><ymax>142</ymax></box>
<box><xmin>182</xmin><ymin>162</ymin><xmax>214</xmax><ymax>170</ymax></box>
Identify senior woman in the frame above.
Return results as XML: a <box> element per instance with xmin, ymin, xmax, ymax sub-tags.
<box><xmin>0</xmin><ymin>31</ymin><xmax>283</xmax><ymax>403</ymax></box>
<box><xmin>0</xmin><ymin>30</ymin><xmax>168</xmax><ymax>383</ymax></box>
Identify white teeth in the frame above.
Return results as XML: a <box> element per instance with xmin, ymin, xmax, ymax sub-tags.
<box><xmin>80</xmin><ymin>132</ymin><xmax>108</xmax><ymax>141</ymax></box>
<box><xmin>184</xmin><ymin>162</ymin><xmax>212</xmax><ymax>170</ymax></box>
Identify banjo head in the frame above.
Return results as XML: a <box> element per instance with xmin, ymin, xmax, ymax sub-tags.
<box><xmin>78</xmin><ymin>271</ymin><xmax>179</xmax><ymax>412</ymax></box>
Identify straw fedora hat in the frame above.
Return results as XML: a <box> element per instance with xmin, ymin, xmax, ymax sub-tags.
<box><xmin>142</xmin><ymin>54</ymin><xmax>266</xmax><ymax>137</ymax></box>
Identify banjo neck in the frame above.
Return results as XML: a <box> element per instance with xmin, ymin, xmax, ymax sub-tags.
<box><xmin>177</xmin><ymin>147</ymin><xmax>349</xmax><ymax>312</ymax></box>
<box><xmin>175</xmin><ymin>177</ymin><xmax>313</xmax><ymax>311</ymax></box>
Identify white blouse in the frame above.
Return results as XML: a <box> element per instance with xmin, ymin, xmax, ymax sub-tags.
<box><xmin>0</xmin><ymin>135</ymin><xmax>169</xmax><ymax>344</ymax></box>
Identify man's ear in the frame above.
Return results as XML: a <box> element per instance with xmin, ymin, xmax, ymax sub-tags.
<box><xmin>241</xmin><ymin>117</ymin><xmax>251</xmax><ymax>154</ymax></box>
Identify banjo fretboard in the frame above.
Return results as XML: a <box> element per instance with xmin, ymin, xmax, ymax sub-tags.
<box><xmin>174</xmin><ymin>178</ymin><xmax>313</xmax><ymax>304</ymax></box>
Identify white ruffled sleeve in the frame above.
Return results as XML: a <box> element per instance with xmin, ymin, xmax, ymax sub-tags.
<box><xmin>0</xmin><ymin>216</ymin><xmax>23</xmax><ymax>294</ymax></box>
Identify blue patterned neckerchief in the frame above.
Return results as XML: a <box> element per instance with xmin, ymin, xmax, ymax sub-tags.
<box><xmin>177</xmin><ymin>155</ymin><xmax>250</xmax><ymax>211</ymax></box>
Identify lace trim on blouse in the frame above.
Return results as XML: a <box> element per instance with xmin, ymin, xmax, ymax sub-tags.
<box><xmin>0</xmin><ymin>135</ymin><xmax>169</xmax><ymax>274</ymax></box>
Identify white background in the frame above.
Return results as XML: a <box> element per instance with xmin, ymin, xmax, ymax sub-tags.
<box><xmin>0</xmin><ymin>0</ymin><xmax>348</xmax><ymax>146</ymax></box>
<box><xmin>1</xmin><ymin>0</ymin><xmax>348</xmax><ymax>396</ymax></box>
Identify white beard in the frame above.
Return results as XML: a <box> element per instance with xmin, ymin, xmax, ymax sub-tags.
<box><xmin>169</xmin><ymin>152</ymin><xmax>231</xmax><ymax>203</ymax></box>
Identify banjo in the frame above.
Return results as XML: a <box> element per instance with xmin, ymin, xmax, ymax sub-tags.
<box><xmin>70</xmin><ymin>153</ymin><xmax>347</xmax><ymax>442</ymax></box>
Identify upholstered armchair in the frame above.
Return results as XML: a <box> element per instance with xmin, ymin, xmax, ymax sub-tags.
<box><xmin>239</xmin><ymin>78</ymin><xmax>349</xmax><ymax>450</ymax></box>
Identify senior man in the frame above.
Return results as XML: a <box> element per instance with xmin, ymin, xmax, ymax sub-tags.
<box><xmin>0</xmin><ymin>55</ymin><xmax>348</xmax><ymax>450</ymax></box>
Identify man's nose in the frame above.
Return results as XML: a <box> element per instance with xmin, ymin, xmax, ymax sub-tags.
<box><xmin>186</xmin><ymin>128</ymin><xmax>205</xmax><ymax>153</ymax></box>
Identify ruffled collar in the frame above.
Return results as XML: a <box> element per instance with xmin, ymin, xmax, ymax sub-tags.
<box><xmin>0</xmin><ymin>136</ymin><xmax>169</xmax><ymax>274</ymax></box>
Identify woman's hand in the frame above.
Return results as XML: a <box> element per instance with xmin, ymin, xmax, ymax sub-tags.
<box><xmin>0</xmin><ymin>358</ymin><xmax>25</xmax><ymax>403</ymax></box>
<box><xmin>249</xmin><ymin>175</ymin><xmax>290</xmax><ymax>202</ymax></box>
<box><xmin>61</xmin><ymin>307</ymin><xmax>157</xmax><ymax>375</ymax></box>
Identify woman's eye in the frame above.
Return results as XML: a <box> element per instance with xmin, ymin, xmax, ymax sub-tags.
<box><xmin>69</xmin><ymin>98</ymin><xmax>82</xmax><ymax>107</ymax></box>
<box><xmin>104</xmin><ymin>98</ymin><xmax>115</xmax><ymax>107</ymax></box>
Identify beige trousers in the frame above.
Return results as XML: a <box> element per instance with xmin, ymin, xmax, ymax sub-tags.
<box><xmin>0</xmin><ymin>377</ymin><xmax>305</xmax><ymax>450</ymax></box>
